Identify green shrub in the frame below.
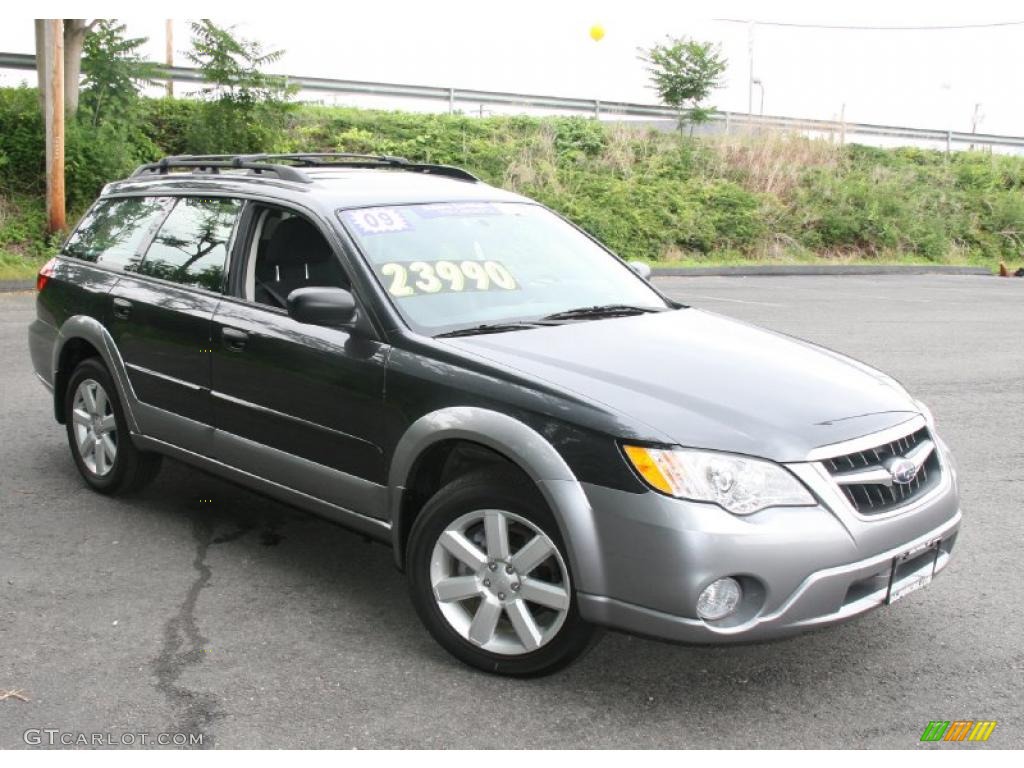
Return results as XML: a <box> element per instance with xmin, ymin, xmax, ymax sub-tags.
<box><xmin>3</xmin><ymin>85</ymin><xmax>1024</xmax><ymax>268</ymax></box>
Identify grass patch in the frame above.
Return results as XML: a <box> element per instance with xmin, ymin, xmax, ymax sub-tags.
<box><xmin>0</xmin><ymin>193</ymin><xmax>57</xmax><ymax>280</ymax></box>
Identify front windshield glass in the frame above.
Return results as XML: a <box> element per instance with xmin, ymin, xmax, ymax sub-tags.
<box><xmin>338</xmin><ymin>202</ymin><xmax>668</xmax><ymax>334</ymax></box>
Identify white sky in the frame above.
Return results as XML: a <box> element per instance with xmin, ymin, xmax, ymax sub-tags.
<box><xmin>5</xmin><ymin>0</ymin><xmax>1024</xmax><ymax>134</ymax></box>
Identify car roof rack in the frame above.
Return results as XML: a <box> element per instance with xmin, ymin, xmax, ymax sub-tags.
<box><xmin>129</xmin><ymin>153</ymin><xmax>479</xmax><ymax>184</ymax></box>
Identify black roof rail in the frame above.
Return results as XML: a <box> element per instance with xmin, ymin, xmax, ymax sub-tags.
<box><xmin>129</xmin><ymin>153</ymin><xmax>479</xmax><ymax>184</ymax></box>
<box><xmin>130</xmin><ymin>155</ymin><xmax>312</xmax><ymax>183</ymax></box>
<box><xmin>242</xmin><ymin>153</ymin><xmax>480</xmax><ymax>182</ymax></box>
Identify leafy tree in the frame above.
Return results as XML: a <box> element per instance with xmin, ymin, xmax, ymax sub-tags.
<box><xmin>80</xmin><ymin>20</ymin><xmax>156</xmax><ymax>127</ymax></box>
<box><xmin>186</xmin><ymin>19</ymin><xmax>289</xmax><ymax>105</ymax></box>
<box><xmin>183</xmin><ymin>19</ymin><xmax>294</xmax><ymax>153</ymax></box>
<box><xmin>638</xmin><ymin>37</ymin><xmax>727</xmax><ymax>130</ymax></box>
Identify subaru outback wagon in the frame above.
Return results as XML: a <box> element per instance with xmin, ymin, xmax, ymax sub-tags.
<box><xmin>29</xmin><ymin>153</ymin><xmax>961</xmax><ymax>676</ymax></box>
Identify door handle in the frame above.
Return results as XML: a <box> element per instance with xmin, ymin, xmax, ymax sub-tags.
<box><xmin>222</xmin><ymin>327</ymin><xmax>249</xmax><ymax>351</ymax></box>
<box><xmin>112</xmin><ymin>297</ymin><xmax>132</xmax><ymax>319</ymax></box>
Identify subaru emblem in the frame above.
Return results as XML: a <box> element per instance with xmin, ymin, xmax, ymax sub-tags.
<box><xmin>888</xmin><ymin>457</ymin><xmax>919</xmax><ymax>485</ymax></box>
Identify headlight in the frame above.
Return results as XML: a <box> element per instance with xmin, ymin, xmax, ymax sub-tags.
<box><xmin>623</xmin><ymin>446</ymin><xmax>815</xmax><ymax>515</ymax></box>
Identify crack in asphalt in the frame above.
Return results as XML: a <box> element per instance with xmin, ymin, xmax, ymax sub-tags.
<box><xmin>152</xmin><ymin>514</ymin><xmax>222</xmax><ymax>748</ymax></box>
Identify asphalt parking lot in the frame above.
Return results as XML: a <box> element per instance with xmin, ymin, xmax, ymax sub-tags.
<box><xmin>1</xmin><ymin>274</ymin><xmax>1021</xmax><ymax>749</ymax></box>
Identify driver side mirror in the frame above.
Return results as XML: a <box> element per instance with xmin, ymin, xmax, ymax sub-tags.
<box><xmin>287</xmin><ymin>286</ymin><xmax>357</xmax><ymax>328</ymax></box>
<box><xmin>628</xmin><ymin>260</ymin><xmax>652</xmax><ymax>280</ymax></box>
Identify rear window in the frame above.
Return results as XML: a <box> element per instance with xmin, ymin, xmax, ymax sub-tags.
<box><xmin>136</xmin><ymin>197</ymin><xmax>242</xmax><ymax>293</ymax></box>
<box><xmin>63</xmin><ymin>197</ymin><xmax>172</xmax><ymax>270</ymax></box>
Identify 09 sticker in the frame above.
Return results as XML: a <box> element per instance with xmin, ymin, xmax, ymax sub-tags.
<box><xmin>343</xmin><ymin>207</ymin><xmax>411</xmax><ymax>236</ymax></box>
<box><xmin>377</xmin><ymin>260</ymin><xmax>518</xmax><ymax>297</ymax></box>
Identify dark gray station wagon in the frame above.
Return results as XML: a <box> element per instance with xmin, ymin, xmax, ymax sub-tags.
<box><xmin>29</xmin><ymin>154</ymin><xmax>961</xmax><ymax>676</ymax></box>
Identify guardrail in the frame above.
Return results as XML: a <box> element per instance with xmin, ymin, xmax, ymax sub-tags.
<box><xmin>3</xmin><ymin>51</ymin><xmax>1022</xmax><ymax>151</ymax></box>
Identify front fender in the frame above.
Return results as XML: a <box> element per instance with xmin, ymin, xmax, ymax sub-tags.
<box><xmin>388</xmin><ymin>407</ymin><xmax>608</xmax><ymax>595</ymax></box>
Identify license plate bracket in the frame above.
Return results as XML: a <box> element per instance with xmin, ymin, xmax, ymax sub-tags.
<box><xmin>887</xmin><ymin>538</ymin><xmax>941</xmax><ymax>604</ymax></box>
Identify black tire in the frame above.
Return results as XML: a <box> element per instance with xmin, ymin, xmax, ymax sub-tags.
<box><xmin>407</xmin><ymin>466</ymin><xmax>599</xmax><ymax>676</ymax></box>
<box><xmin>64</xmin><ymin>358</ymin><xmax>162</xmax><ymax>494</ymax></box>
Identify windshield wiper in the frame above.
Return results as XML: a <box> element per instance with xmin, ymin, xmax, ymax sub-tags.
<box><xmin>434</xmin><ymin>321</ymin><xmax>546</xmax><ymax>338</ymax></box>
<box><xmin>541</xmin><ymin>304</ymin><xmax>667</xmax><ymax>322</ymax></box>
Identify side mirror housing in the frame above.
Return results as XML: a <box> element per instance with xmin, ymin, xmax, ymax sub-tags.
<box><xmin>287</xmin><ymin>286</ymin><xmax>357</xmax><ymax>328</ymax></box>
<box><xmin>628</xmin><ymin>260</ymin><xmax>652</xmax><ymax>280</ymax></box>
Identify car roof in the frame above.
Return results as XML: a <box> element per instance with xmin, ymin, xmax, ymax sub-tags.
<box><xmin>102</xmin><ymin>167</ymin><xmax>531</xmax><ymax>211</ymax></box>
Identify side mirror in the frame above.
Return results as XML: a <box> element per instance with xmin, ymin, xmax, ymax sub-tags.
<box><xmin>287</xmin><ymin>286</ymin><xmax>357</xmax><ymax>328</ymax></box>
<box><xmin>628</xmin><ymin>260</ymin><xmax>652</xmax><ymax>280</ymax></box>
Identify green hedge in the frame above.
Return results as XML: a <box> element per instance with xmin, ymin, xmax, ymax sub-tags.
<box><xmin>2</xmin><ymin>86</ymin><xmax>1024</xmax><ymax>266</ymax></box>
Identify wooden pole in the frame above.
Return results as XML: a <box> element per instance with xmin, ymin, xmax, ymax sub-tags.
<box><xmin>165</xmin><ymin>20</ymin><xmax>174</xmax><ymax>98</ymax></box>
<box><xmin>44</xmin><ymin>19</ymin><xmax>66</xmax><ymax>234</ymax></box>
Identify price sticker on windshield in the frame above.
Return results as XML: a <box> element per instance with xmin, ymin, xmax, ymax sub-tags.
<box><xmin>344</xmin><ymin>207</ymin><xmax>411</xmax><ymax>236</ymax></box>
<box><xmin>377</xmin><ymin>260</ymin><xmax>518</xmax><ymax>297</ymax></box>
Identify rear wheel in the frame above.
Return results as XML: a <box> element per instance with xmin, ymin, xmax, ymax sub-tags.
<box><xmin>407</xmin><ymin>466</ymin><xmax>598</xmax><ymax>676</ymax></box>
<box><xmin>65</xmin><ymin>358</ymin><xmax>161</xmax><ymax>494</ymax></box>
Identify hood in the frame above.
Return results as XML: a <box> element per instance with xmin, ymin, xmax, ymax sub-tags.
<box><xmin>441</xmin><ymin>308</ymin><xmax>920</xmax><ymax>462</ymax></box>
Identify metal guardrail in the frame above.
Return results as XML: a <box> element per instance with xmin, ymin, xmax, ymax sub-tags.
<box><xmin>3</xmin><ymin>51</ymin><xmax>1022</xmax><ymax>151</ymax></box>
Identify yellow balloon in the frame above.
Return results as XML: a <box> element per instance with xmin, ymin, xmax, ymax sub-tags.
<box><xmin>589</xmin><ymin>24</ymin><xmax>605</xmax><ymax>42</ymax></box>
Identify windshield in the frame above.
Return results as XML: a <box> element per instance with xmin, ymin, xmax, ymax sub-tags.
<box><xmin>338</xmin><ymin>202</ymin><xmax>668</xmax><ymax>335</ymax></box>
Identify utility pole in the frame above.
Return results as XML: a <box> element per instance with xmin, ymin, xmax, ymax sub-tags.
<box><xmin>165</xmin><ymin>20</ymin><xmax>174</xmax><ymax>97</ymax></box>
<box><xmin>44</xmin><ymin>19</ymin><xmax>65</xmax><ymax>234</ymax></box>
<box><xmin>747</xmin><ymin>21</ymin><xmax>755</xmax><ymax>119</ymax></box>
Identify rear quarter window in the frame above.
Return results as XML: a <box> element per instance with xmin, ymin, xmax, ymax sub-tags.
<box><xmin>136</xmin><ymin>197</ymin><xmax>242</xmax><ymax>293</ymax></box>
<box><xmin>63</xmin><ymin>197</ymin><xmax>172</xmax><ymax>271</ymax></box>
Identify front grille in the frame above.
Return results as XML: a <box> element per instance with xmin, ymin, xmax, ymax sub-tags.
<box><xmin>822</xmin><ymin>426</ymin><xmax>941</xmax><ymax>515</ymax></box>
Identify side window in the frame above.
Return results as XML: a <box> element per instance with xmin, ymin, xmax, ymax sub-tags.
<box><xmin>244</xmin><ymin>206</ymin><xmax>350</xmax><ymax>308</ymax></box>
<box><xmin>63</xmin><ymin>197</ymin><xmax>171</xmax><ymax>271</ymax></box>
<box><xmin>137</xmin><ymin>197</ymin><xmax>242</xmax><ymax>293</ymax></box>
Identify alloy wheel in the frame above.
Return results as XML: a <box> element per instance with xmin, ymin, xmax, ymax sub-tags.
<box><xmin>71</xmin><ymin>378</ymin><xmax>118</xmax><ymax>476</ymax></box>
<box><xmin>430</xmin><ymin>509</ymin><xmax>571</xmax><ymax>655</ymax></box>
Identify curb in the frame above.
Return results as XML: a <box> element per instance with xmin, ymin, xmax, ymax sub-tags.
<box><xmin>651</xmin><ymin>265</ymin><xmax>992</xmax><ymax>277</ymax></box>
<box><xmin>0</xmin><ymin>280</ymin><xmax>34</xmax><ymax>293</ymax></box>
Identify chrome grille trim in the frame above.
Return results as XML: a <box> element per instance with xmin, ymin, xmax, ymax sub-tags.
<box><xmin>805</xmin><ymin>415</ymin><xmax>926</xmax><ymax>462</ymax></box>
<box><xmin>809</xmin><ymin>418</ymin><xmax>943</xmax><ymax>517</ymax></box>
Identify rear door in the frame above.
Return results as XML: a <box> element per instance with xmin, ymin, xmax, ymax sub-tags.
<box><xmin>107</xmin><ymin>196</ymin><xmax>243</xmax><ymax>447</ymax></box>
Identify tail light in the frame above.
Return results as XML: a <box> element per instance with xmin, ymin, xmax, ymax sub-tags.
<box><xmin>36</xmin><ymin>257</ymin><xmax>57</xmax><ymax>292</ymax></box>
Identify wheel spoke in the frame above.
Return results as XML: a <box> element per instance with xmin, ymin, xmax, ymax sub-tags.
<box><xmin>72</xmin><ymin>408</ymin><xmax>91</xmax><ymax>427</ymax></box>
<box><xmin>101</xmin><ymin>434</ymin><xmax>117</xmax><ymax>466</ymax></box>
<box><xmin>506</xmin><ymin>600</ymin><xmax>542</xmax><ymax>651</ymax></box>
<box><xmin>81</xmin><ymin>384</ymin><xmax>97</xmax><ymax>415</ymax></box>
<box><xmin>467</xmin><ymin>598</ymin><xmax>502</xmax><ymax>646</ymax></box>
<box><xmin>510</xmin><ymin>535</ymin><xmax>554</xmax><ymax>576</ymax></box>
<box><xmin>438</xmin><ymin>530</ymin><xmax>489</xmax><ymax>571</ymax></box>
<box><xmin>94</xmin><ymin>440</ymin><xmax>107</xmax><ymax>474</ymax></box>
<box><xmin>483</xmin><ymin>510</ymin><xmax>510</xmax><ymax>560</ymax></box>
<box><xmin>80</xmin><ymin>434</ymin><xmax>96</xmax><ymax>459</ymax></box>
<box><xmin>518</xmin><ymin>578</ymin><xmax>570</xmax><ymax>611</ymax></box>
<box><xmin>94</xmin><ymin>386</ymin><xmax>109</xmax><ymax>416</ymax></box>
<box><xmin>77</xmin><ymin>427</ymin><xmax>93</xmax><ymax>453</ymax></box>
<box><xmin>433</xmin><ymin>575</ymin><xmax>480</xmax><ymax>603</ymax></box>
<box><xmin>97</xmin><ymin>414</ymin><xmax>116</xmax><ymax>434</ymax></box>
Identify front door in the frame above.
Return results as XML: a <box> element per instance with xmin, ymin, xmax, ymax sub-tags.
<box><xmin>210</xmin><ymin>207</ymin><xmax>390</xmax><ymax>519</ymax></box>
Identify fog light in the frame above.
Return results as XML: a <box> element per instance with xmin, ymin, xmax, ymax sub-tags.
<box><xmin>697</xmin><ymin>577</ymin><xmax>742</xmax><ymax>621</ymax></box>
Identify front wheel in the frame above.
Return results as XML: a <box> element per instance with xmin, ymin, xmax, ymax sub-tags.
<box><xmin>406</xmin><ymin>467</ymin><xmax>599</xmax><ymax>676</ymax></box>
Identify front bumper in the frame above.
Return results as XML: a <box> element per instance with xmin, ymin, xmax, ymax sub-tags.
<box><xmin>573</xmin><ymin>436</ymin><xmax>961</xmax><ymax>644</ymax></box>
